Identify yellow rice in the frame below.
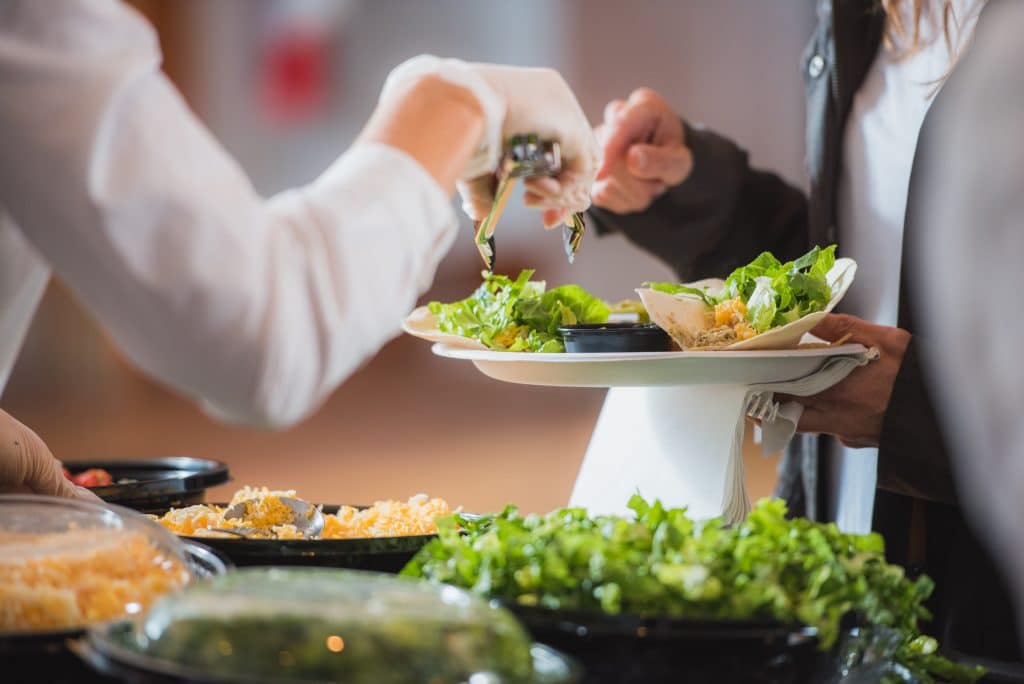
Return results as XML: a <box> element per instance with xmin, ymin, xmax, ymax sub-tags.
<box><xmin>154</xmin><ymin>488</ymin><xmax>452</xmax><ymax>540</ymax></box>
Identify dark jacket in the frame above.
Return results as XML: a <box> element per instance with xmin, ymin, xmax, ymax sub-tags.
<box><xmin>590</xmin><ymin>0</ymin><xmax>1021</xmax><ymax>662</ymax></box>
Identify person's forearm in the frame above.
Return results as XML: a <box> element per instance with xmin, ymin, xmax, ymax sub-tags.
<box><xmin>0</xmin><ymin>0</ymin><xmax>461</xmax><ymax>428</ymax></box>
<box><xmin>357</xmin><ymin>74</ymin><xmax>485</xmax><ymax>195</ymax></box>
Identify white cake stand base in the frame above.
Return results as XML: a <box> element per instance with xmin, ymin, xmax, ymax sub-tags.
<box><xmin>431</xmin><ymin>343</ymin><xmax>868</xmax><ymax>519</ymax></box>
<box><xmin>569</xmin><ymin>385</ymin><xmax>750</xmax><ymax>519</ymax></box>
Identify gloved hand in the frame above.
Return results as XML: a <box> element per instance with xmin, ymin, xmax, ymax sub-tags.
<box><xmin>0</xmin><ymin>408</ymin><xmax>99</xmax><ymax>500</ymax></box>
<box><xmin>381</xmin><ymin>56</ymin><xmax>598</xmax><ymax>229</ymax></box>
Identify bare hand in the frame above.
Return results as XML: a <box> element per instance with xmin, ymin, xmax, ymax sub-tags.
<box><xmin>781</xmin><ymin>315</ymin><xmax>911</xmax><ymax>448</ymax></box>
<box><xmin>0</xmin><ymin>408</ymin><xmax>99</xmax><ymax>500</ymax></box>
<box><xmin>586</xmin><ymin>88</ymin><xmax>693</xmax><ymax>214</ymax></box>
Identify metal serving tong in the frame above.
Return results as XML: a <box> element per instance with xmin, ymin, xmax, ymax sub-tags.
<box><xmin>474</xmin><ymin>134</ymin><xmax>586</xmax><ymax>271</ymax></box>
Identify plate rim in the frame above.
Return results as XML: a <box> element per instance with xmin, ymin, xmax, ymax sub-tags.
<box><xmin>432</xmin><ymin>342</ymin><xmax>868</xmax><ymax>363</ymax></box>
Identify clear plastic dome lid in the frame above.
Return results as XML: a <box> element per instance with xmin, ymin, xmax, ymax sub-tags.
<box><xmin>98</xmin><ymin>567</ymin><xmax>575</xmax><ymax>683</ymax></box>
<box><xmin>0</xmin><ymin>494</ymin><xmax>192</xmax><ymax>633</ymax></box>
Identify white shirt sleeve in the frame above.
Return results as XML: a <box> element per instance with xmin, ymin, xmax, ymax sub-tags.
<box><xmin>0</xmin><ymin>0</ymin><xmax>458</xmax><ymax>427</ymax></box>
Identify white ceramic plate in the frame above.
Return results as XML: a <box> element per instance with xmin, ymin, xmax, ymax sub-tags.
<box><xmin>637</xmin><ymin>257</ymin><xmax>857</xmax><ymax>351</ymax></box>
<box><xmin>431</xmin><ymin>342</ymin><xmax>868</xmax><ymax>388</ymax></box>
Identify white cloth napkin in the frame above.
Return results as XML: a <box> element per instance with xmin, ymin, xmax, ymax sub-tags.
<box><xmin>721</xmin><ymin>347</ymin><xmax>881</xmax><ymax>524</ymax></box>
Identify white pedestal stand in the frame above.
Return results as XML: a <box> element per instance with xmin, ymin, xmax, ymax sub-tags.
<box><xmin>431</xmin><ymin>343</ymin><xmax>867</xmax><ymax>519</ymax></box>
<box><xmin>569</xmin><ymin>385</ymin><xmax>750</xmax><ymax>519</ymax></box>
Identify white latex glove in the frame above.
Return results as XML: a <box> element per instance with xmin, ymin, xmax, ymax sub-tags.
<box><xmin>381</xmin><ymin>56</ymin><xmax>598</xmax><ymax>228</ymax></box>
<box><xmin>0</xmin><ymin>409</ymin><xmax>99</xmax><ymax>500</ymax></box>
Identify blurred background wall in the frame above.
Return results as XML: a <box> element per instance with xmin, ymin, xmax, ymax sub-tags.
<box><xmin>2</xmin><ymin>0</ymin><xmax>815</xmax><ymax>512</ymax></box>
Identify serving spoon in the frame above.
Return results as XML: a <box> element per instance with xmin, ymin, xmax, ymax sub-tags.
<box><xmin>209</xmin><ymin>497</ymin><xmax>325</xmax><ymax>539</ymax></box>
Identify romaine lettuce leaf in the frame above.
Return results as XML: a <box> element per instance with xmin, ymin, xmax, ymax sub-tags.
<box><xmin>516</xmin><ymin>285</ymin><xmax>610</xmax><ymax>334</ymax></box>
<box><xmin>643</xmin><ymin>282</ymin><xmax>718</xmax><ymax>307</ymax></box>
<box><xmin>428</xmin><ymin>270</ymin><xmax>608</xmax><ymax>353</ymax></box>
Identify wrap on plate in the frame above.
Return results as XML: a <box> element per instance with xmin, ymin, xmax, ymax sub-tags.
<box><xmin>638</xmin><ymin>246</ymin><xmax>856</xmax><ymax>351</ymax></box>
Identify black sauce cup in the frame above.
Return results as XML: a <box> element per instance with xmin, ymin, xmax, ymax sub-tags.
<box><xmin>559</xmin><ymin>323</ymin><xmax>672</xmax><ymax>353</ymax></box>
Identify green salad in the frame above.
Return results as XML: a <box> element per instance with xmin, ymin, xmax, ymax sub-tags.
<box><xmin>428</xmin><ymin>269</ymin><xmax>610</xmax><ymax>352</ymax></box>
<box><xmin>403</xmin><ymin>497</ymin><xmax>983</xmax><ymax>683</ymax></box>
<box><xmin>646</xmin><ymin>244</ymin><xmax>838</xmax><ymax>334</ymax></box>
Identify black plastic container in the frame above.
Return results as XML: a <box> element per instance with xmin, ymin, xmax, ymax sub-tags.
<box><xmin>169</xmin><ymin>504</ymin><xmax>442</xmax><ymax>573</ymax></box>
<box><xmin>505</xmin><ymin>604</ymin><xmax>821</xmax><ymax>684</ymax></box>
<box><xmin>63</xmin><ymin>457</ymin><xmax>230</xmax><ymax>513</ymax></box>
<box><xmin>559</xmin><ymin>323</ymin><xmax>672</xmax><ymax>353</ymax></box>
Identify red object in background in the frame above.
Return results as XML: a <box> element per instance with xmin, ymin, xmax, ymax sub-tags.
<box><xmin>258</xmin><ymin>25</ymin><xmax>332</xmax><ymax>125</ymax></box>
<box><xmin>63</xmin><ymin>467</ymin><xmax>113</xmax><ymax>488</ymax></box>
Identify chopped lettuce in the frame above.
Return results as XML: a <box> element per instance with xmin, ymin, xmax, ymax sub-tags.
<box><xmin>643</xmin><ymin>282</ymin><xmax>719</xmax><ymax>307</ymax></box>
<box><xmin>516</xmin><ymin>285</ymin><xmax>611</xmax><ymax>335</ymax></box>
<box><xmin>427</xmin><ymin>270</ymin><xmax>609</xmax><ymax>353</ymax></box>
<box><xmin>646</xmin><ymin>245</ymin><xmax>838</xmax><ymax>334</ymax></box>
<box><xmin>403</xmin><ymin>497</ymin><xmax>983</xmax><ymax>684</ymax></box>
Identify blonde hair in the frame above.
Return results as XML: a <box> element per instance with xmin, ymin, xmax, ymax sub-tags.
<box><xmin>880</xmin><ymin>0</ymin><xmax>984</xmax><ymax>86</ymax></box>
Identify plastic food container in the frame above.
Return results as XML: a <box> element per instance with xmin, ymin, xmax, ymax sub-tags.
<box><xmin>62</xmin><ymin>457</ymin><xmax>230</xmax><ymax>513</ymax></box>
<box><xmin>559</xmin><ymin>324</ymin><xmax>672</xmax><ymax>353</ymax></box>
<box><xmin>80</xmin><ymin>567</ymin><xmax>578</xmax><ymax>684</ymax></box>
<box><xmin>0</xmin><ymin>495</ymin><xmax>225</xmax><ymax>684</ymax></box>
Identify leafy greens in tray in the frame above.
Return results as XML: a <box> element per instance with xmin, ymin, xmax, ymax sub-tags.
<box><xmin>403</xmin><ymin>497</ymin><xmax>983</xmax><ymax>684</ymax></box>
<box><xmin>427</xmin><ymin>270</ymin><xmax>610</xmax><ymax>353</ymax></box>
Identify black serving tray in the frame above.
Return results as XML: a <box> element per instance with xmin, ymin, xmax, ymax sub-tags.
<box><xmin>504</xmin><ymin>603</ymin><xmax>821</xmax><ymax>684</ymax></box>
<box><xmin>0</xmin><ymin>540</ymin><xmax>230</xmax><ymax>684</ymax></box>
<box><xmin>63</xmin><ymin>457</ymin><xmax>230</xmax><ymax>513</ymax></box>
<box><xmin>173</xmin><ymin>504</ymin><xmax>442</xmax><ymax>573</ymax></box>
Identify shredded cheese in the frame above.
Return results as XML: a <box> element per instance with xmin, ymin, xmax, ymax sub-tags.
<box><xmin>154</xmin><ymin>488</ymin><xmax>453</xmax><ymax>540</ymax></box>
<box><xmin>0</xmin><ymin>529</ymin><xmax>189</xmax><ymax>632</ymax></box>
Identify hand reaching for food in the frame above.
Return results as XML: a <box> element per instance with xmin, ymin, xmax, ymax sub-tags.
<box><xmin>467</xmin><ymin>63</ymin><xmax>599</xmax><ymax>229</ymax></box>
<box><xmin>779</xmin><ymin>314</ymin><xmax>911</xmax><ymax>448</ymax></box>
<box><xmin>591</xmin><ymin>88</ymin><xmax>693</xmax><ymax>214</ymax></box>
<box><xmin>378</xmin><ymin>57</ymin><xmax>597</xmax><ymax>229</ymax></box>
<box><xmin>0</xmin><ymin>408</ymin><xmax>99</xmax><ymax>500</ymax></box>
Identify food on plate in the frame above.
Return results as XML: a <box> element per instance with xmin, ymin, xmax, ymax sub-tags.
<box><xmin>404</xmin><ymin>269</ymin><xmax>610</xmax><ymax>352</ymax></box>
<box><xmin>639</xmin><ymin>245</ymin><xmax>857</xmax><ymax>350</ymax></box>
<box><xmin>403</xmin><ymin>497</ymin><xmax>983</xmax><ymax>683</ymax></box>
<box><xmin>62</xmin><ymin>467</ymin><xmax>113</xmax><ymax>487</ymax></box>
<box><xmin>0</xmin><ymin>527</ymin><xmax>190</xmax><ymax>632</ymax></box>
<box><xmin>153</xmin><ymin>487</ymin><xmax>452</xmax><ymax>540</ymax></box>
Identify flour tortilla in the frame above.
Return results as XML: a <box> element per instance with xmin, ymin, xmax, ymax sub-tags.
<box><xmin>401</xmin><ymin>306</ymin><xmax>488</xmax><ymax>351</ymax></box>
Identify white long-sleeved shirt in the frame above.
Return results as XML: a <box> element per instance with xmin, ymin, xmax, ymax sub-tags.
<box><xmin>0</xmin><ymin>0</ymin><xmax>457</xmax><ymax>427</ymax></box>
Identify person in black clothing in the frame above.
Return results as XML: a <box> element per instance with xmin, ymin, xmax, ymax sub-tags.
<box><xmin>535</xmin><ymin>0</ymin><xmax>1022</xmax><ymax>666</ymax></box>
